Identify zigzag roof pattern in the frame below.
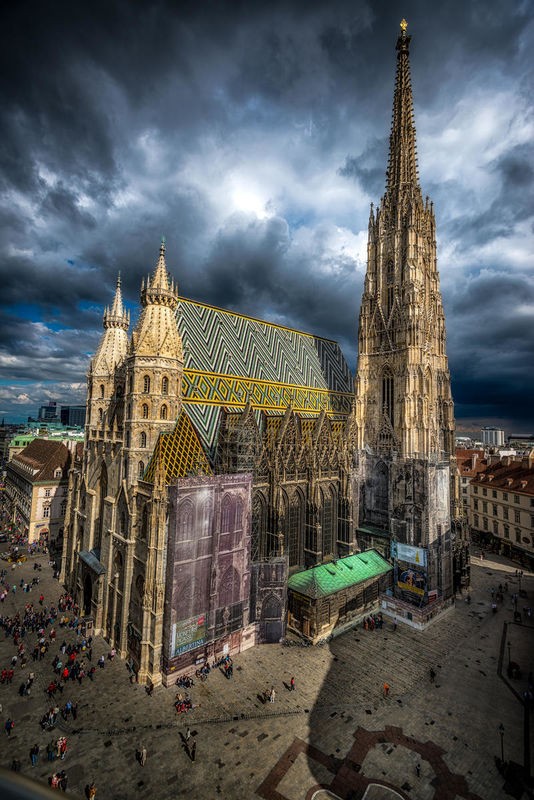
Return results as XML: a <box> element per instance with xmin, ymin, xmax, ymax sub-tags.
<box><xmin>175</xmin><ymin>298</ymin><xmax>354</xmax><ymax>456</ymax></box>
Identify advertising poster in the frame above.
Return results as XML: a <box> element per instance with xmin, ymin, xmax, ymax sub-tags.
<box><xmin>397</xmin><ymin>564</ymin><xmax>425</xmax><ymax>596</ymax></box>
<box><xmin>172</xmin><ymin>614</ymin><xmax>207</xmax><ymax>657</ymax></box>
<box><xmin>391</xmin><ymin>542</ymin><xmax>427</xmax><ymax>567</ymax></box>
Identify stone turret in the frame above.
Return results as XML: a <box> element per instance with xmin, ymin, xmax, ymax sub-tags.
<box><xmin>87</xmin><ymin>275</ymin><xmax>130</xmax><ymax>435</ymax></box>
<box><xmin>123</xmin><ymin>240</ymin><xmax>183</xmax><ymax>485</ymax></box>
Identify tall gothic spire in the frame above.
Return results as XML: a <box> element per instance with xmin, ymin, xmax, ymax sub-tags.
<box><xmin>386</xmin><ymin>19</ymin><xmax>419</xmax><ymax>196</ymax></box>
<box><xmin>103</xmin><ymin>274</ymin><xmax>130</xmax><ymax>331</ymax></box>
<box><xmin>141</xmin><ymin>237</ymin><xmax>178</xmax><ymax>309</ymax></box>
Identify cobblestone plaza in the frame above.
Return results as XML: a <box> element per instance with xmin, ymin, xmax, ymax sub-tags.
<box><xmin>0</xmin><ymin>551</ymin><xmax>532</xmax><ymax>799</ymax></box>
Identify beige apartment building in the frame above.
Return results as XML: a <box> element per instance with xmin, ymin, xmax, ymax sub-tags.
<box><xmin>468</xmin><ymin>452</ymin><xmax>534</xmax><ymax>570</ymax></box>
<box><xmin>4</xmin><ymin>439</ymin><xmax>71</xmax><ymax>545</ymax></box>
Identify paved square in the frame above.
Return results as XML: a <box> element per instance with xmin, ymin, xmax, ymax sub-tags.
<box><xmin>0</xmin><ymin>551</ymin><xmax>532</xmax><ymax>799</ymax></box>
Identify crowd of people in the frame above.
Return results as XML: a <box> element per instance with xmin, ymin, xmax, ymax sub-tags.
<box><xmin>0</xmin><ymin>560</ymin><xmax>102</xmax><ymax>794</ymax></box>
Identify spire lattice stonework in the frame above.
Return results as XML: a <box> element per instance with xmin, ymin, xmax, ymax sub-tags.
<box><xmin>355</xmin><ymin>23</ymin><xmax>455</xmax><ymax>460</ymax></box>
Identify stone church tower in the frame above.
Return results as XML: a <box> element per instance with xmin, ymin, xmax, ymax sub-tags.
<box><xmin>123</xmin><ymin>239</ymin><xmax>183</xmax><ymax>485</ymax></box>
<box><xmin>355</xmin><ymin>20</ymin><xmax>456</xmax><ymax>601</ymax></box>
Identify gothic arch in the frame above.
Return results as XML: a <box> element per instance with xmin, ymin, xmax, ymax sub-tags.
<box><xmin>320</xmin><ymin>485</ymin><xmax>337</xmax><ymax>558</ymax></box>
<box><xmin>252</xmin><ymin>491</ymin><xmax>267</xmax><ymax>561</ymax></box>
<box><xmin>218</xmin><ymin>565</ymin><xmax>240</xmax><ymax>608</ymax></box>
<box><xmin>288</xmin><ymin>488</ymin><xmax>305</xmax><ymax>568</ymax></box>
<box><xmin>221</xmin><ymin>494</ymin><xmax>235</xmax><ymax>533</ymax></box>
<box><xmin>177</xmin><ymin>499</ymin><xmax>194</xmax><ymax>540</ymax></box>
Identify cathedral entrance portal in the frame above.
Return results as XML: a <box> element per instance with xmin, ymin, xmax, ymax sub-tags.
<box><xmin>83</xmin><ymin>574</ymin><xmax>93</xmax><ymax>615</ymax></box>
<box><xmin>260</xmin><ymin>594</ymin><xmax>283</xmax><ymax>643</ymax></box>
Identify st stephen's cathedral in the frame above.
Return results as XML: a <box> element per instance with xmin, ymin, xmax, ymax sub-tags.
<box><xmin>61</xmin><ymin>21</ymin><xmax>468</xmax><ymax>685</ymax></box>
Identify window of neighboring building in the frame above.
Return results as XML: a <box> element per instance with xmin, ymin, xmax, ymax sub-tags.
<box><xmin>503</xmin><ymin>492</ymin><xmax>508</xmax><ymax>501</ymax></box>
<box><xmin>161</xmin><ymin>376</ymin><xmax>169</xmax><ymax>395</ymax></box>
<box><xmin>503</xmin><ymin>507</ymin><xmax>508</xmax><ymax>520</ymax></box>
<box><xmin>473</xmin><ymin>486</ymin><xmax>478</xmax><ymax>494</ymax></box>
<box><xmin>60</xmin><ymin>501</ymin><xmax>67</xmax><ymax>516</ymax></box>
<box><xmin>143</xmin><ymin>375</ymin><xmax>150</xmax><ymax>393</ymax></box>
<box><xmin>492</xmin><ymin>490</ymin><xmax>497</xmax><ymax>498</ymax></box>
<box><xmin>473</xmin><ymin>514</ymin><xmax>479</xmax><ymax>527</ymax></box>
<box><xmin>515</xmin><ymin>528</ymin><xmax>521</xmax><ymax>543</ymax></box>
<box><xmin>482</xmin><ymin>501</ymin><xmax>488</xmax><ymax>513</ymax></box>
<box><xmin>483</xmin><ymin>517</ymin><xmax>488</xmax><ymax>530</ymax></box>
<box><xmin>514</xmin><ymin>510</ymin><xmax>520</xmax><ymax>524</ymax></box>
<box><xmin>514</xmin><ymin>494</ymin><xmax>520</xmax><ymax>504</ymax></box>
<box><xmin>474</xmin><ymin>499</ymin><xmax>478</xmax><ymax>511</ymax></box>
<box><xmin>160</xmin><ymin>404</ymin><xmax>168</xmax><ymax>420</ymax></box>
<box><xmin>462</xmin><ymin>487</ymin><xmax>467</xmax><ymax>494</ymax></box>
<box><xmin>493</xmin><ymin>520</ymin><xmax>498</xmax><ymax>535</ymax></box>
<box><xmin>142</xmin><ymin>404</ymin><xmax>149</xmax><ymax>419</ymax></box>
<box><xmin>504</xmin><ymin>525</ymin><xmax>510</xmax><ymax>539</ymax></box>
<box><xmin>493</xmin><ymin>505</ymin><xmax>498</xmax><ymax>516</ymax></box>
<box><xmin>482</xmin><ymin>488</ymin><xmax>487</xmax><ymax>496</ymax></box>
<box><xmin>43</xmin><ymin>505</ymin><xmax>50</xmax><ymax>518</ymax></box>
<box><xmin>530</xmin><ymin>515</ymin><xmax>534</xmax><ymax>528</ymax></box>
<box><xmin>530</xmin><ymin>498</ymin><xmax>534</xmax><ymax>507</ymax></box>
<box><xmin>45</xmin><ymin>489</ymin><xmax>51</xmax><ymax>498</ymax></box>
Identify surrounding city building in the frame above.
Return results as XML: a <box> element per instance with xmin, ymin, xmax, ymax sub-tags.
<box><xmin>37</xmin><ymin>401</ymin><xmax>60</xmax><ymax>423</ymax></box>
<box><xmin>60</xmin><ymin>405</ymin><xmax>86</xmax><ymax>428</ymax></box>
<box><xmin>60</xmin><ymin>22</ymin><xmax>464</xmax><ymax>685</ymax></box>
<box><xmin>468</xmin><ymin>452</ymin><xmax>534</xmax><ymax>570</ymax></box>
<box><xmin>455</xmin><ymin>449</ymin><xmax>487</xmax><ymax>518</ymax></box>
<box><xmin>481</xmin><ymin>427</ymin><xmax>505</xmax><ymax>447</ymax></box>
<box><xmin>4</xmin><ymin>439</ymin><xmax>71</xmax><ymax>544</ymax></box>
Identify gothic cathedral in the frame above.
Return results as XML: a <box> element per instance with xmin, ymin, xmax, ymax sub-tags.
<box><xmin>61</xmin><ymin>22</ymin><xmax>466</xmax><ymax>686</ymax></box>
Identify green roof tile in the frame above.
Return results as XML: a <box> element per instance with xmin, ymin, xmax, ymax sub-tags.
<box><xmin>288</xmin><ymin>549</ymin><xmax>392</xmax><ymax>599</ymax></box>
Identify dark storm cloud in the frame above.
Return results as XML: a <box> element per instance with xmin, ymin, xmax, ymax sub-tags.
<box><xmin>0</xmin><ymin>0</ymin><xmax>532</xmax><ymax>427</ymax></box>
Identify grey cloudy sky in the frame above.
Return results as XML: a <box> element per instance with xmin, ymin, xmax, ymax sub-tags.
<box><xmin>0</xmin><ymin>0</ymin><xmax>533</xmax><ymax>432</ymax></box>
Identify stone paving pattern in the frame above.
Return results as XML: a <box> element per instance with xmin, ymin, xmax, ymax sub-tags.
<box><xmin>0</xmin><ymin>551</ymin><xmax>532</xmax><ymax>799</ymax></box>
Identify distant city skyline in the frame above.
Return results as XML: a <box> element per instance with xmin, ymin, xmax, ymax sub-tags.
<box><xmin>1</xmin><ymin>0</ymin><xmax>533</xmax><ymax>429</ymax></box>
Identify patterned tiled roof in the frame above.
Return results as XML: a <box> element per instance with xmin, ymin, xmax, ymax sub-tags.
<box><xmin>143</xmin><ymin>411</ymin><xmax>212</xmax><ymax>484</ymax></box>
<box><xmin>288</xmin><ymin>549</ymin><xmax>392</xmax><ymax>599</ymax></box>
<box><xmin>176</xmin><ymin>297</ymin><xmax>354</xmax><ymax>456</ymax></box>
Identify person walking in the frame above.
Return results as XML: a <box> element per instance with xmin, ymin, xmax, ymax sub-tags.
<box><xmin>139</xmin><ymin>746</ymin><xmax>147</xmax><ymax>766</ymax></box>
<box><xmin>290</xmin><ymin>676</ymin><xmax>295</xmax><ymax>692</ymax></box>
<box><xmin>30</xmin><ymin>744</ymin><xmax>40</xmax><ymax>767</ymax></box>
<box><xmin>88</xmin><ymin>781</ymin><xmax>97</xmax><ymax>799</ymax></box>
<box><xmin>269</xmin><ymin>686</ymin><xmax>276</xmax><ymax>703</ymax></box>
<box><xmin>383</xmin><ymin>682</ymin><xmax>390</xmax><ymax>698</ymax></box>
<box><xmin>429</xmin><ymin>667</ymin><xmax>436</xmax><ymax>684</ymax></box>
<box><xmin>416</xmin><ymin>763</ymin><xmax>421</xmax><ymax>778</ymax></box>
<box><xmin>5</xmin><ymin>718</ymin><xmax>14</xmax><ymax>736</ymax></box>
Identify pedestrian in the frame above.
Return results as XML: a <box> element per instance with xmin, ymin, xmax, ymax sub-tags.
<box><xmin>383</xmin><ymin>682</ymin><xmax>390</xmax><ymax>698</ymax></box>
<box><xmin>190</xmin><ymin>741</ymin><xmax>196</xmax><ymax>762</ymax></box>
<box><xmin>429</xmin><ymin>667</ymin><xmax>436</xmax><ymax>683</ymax></box>
<box><xmin>416</xmin><ymin>763</ymin><xmax>421</xmax><ymax>778</ymax></box>
<box><xmin>290</xmin><ymin>676</ymin><xmax>295</xmax><ymax>691</ymax></box>
<box><xmin>5</xmin><ymin>717</ymin><xmax>14</xmax><ymax>736</ymax></box>
<box><xmin>30</xmin><ymin>743</ymin><xmax>40</xmax><ymax>766</ymax></box>
<box><xmin>88</xmin><ymin>781</ymin><xmax>97</xmax><ymax>799</ymax></box>
<box><xmin>139</xmin><ymin>746</ymin><xmax>147</xmax><ymax>766</ymax></box>
<box><xmin>270</xmin><ymin>686</ymin><xmax>276</xmax><ymax>703</ymax></box>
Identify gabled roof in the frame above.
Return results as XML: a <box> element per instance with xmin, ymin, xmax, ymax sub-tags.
<box><xmin>288</xmin><ymin>549</ymin><xmax>392</xmax><ymax>599</ymax></box>
<box><xmin>10</xmin><ymin>439</ymin><xmax>70</xmax><ymax>483</ymax></box>
<box><xmin>472</xmin><ymin>457</ymin><xmax>534</xmax><ymax>496</ymax></box>
<box><xmin>176</xmin><ymin>297</ymin><xmax>354</xmax><ymax>456</ymax></box>
<box><xmin>143</xmin><ymin>410</ymin><xmax>212</xmax><ymax>484</ymax></box>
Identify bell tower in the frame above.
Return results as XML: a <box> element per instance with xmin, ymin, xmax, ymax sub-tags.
<box><xmin>123</xmin><ymin>239</ymin><xmax>183</xmax><ymax>486</ymax></box>
<box><xmin>355</xmin><ymin>21</ymin><xmax>456</xmax><ymax>603</ymax></box>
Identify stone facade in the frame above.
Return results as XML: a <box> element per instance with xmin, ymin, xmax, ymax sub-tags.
<box><xmin>61</xmin><ymin>21</ymin><xmax>463</xmax><ymax>685</ymax></box>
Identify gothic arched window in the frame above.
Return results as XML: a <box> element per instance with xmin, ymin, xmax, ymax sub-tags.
<box><xmin>288</xmin><ymin>490</ymin><xmax>304</xmax><ymax>567</ymax></box>
<box><xmin>139</xmin><ymin>431</ymin><xmax>147</xmax><ymax>448</ymax></box>
<box><xmin>160</xmin><ymin>404</ymin><xmax>168</xmax><ymax>420</ymax></box>
<box><xmin>142</xmin><ymin>404</ymin><xmax>149</xmax><ymax>419</ymax></box>
<box><xmin>138</xmin><ymin>461</ymin><xmax>145</xmax><ymax>478</ymax></box>
<box><xmin>221</xmin><ymin>495</ymin><xmax>235</xmax><ymax>533</ymax></box>
<box><xmin>98</xmin><ymin>408</ymin><xmax>103</xmax><ymax>422</ymax></box>
<box><xmin>382</xmin><ymin>368</ymin><xmax>394</xmax><ymax>424</ymax></box>
<box><xmin>178</xmin><ymin>501</ymin><xmax>194</xmax><ymax>540</ymax></box>
<box><xmin>143</xmin><ymin>375</ymin><xmax>151</xmax><ymax>393</ymax></box>
<box><xmin>100</xmin><ymin>384</ymin><xmax>105</xmax><ymax>398</ymax></box>
<box><xmin>161</xmin><ymin>376</ymin><xmax>169</xmax><ymax>395</ymax></box>
<box><xmin>320</xmin><ymin>487</ymin><xmax>337</xmax><ymax>559</ymax></box>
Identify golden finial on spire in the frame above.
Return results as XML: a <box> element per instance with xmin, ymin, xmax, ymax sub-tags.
<box><xmin>400</xmin><ymin>18</ymin><xmax>408</xmax><ymax>32</ymax></box>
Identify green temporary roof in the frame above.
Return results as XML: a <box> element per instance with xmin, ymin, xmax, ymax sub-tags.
<box><xmin>288</xmin><ymin>549</ymin><xmax>393</xmax><ymax>600</ymax></box>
